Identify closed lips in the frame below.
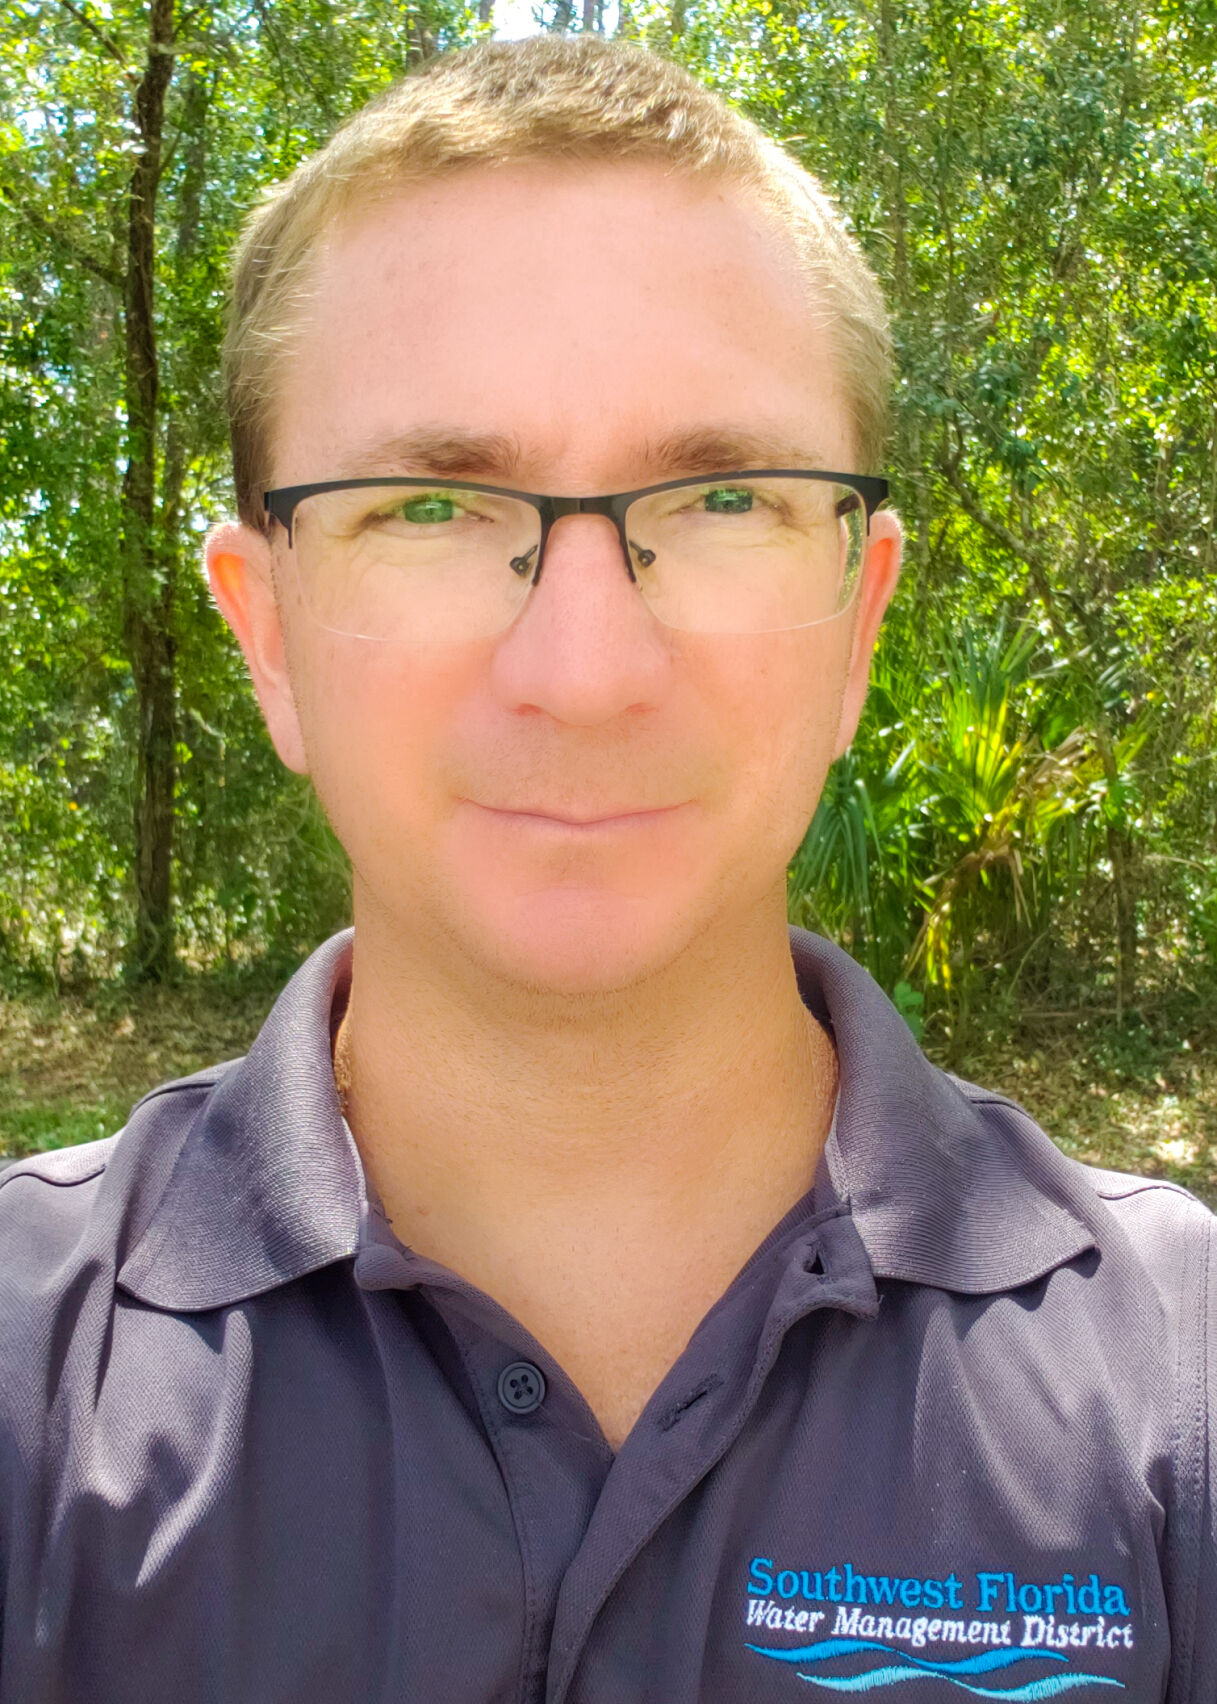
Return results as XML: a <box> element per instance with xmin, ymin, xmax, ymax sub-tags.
<box><xmin>479</xmin><ymin>804</ymin><xmax>676</xmax><ymax>824</ymax></box>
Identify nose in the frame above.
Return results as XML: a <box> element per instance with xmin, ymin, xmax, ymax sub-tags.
<box><xmin>488</xmin><ymin>511</ymin><xmax>671</xmax><ymax>725</ymax></box>
<box><xmin>532</xmin><ymin>504</ymin><xmax>637</xmax><ymax>590</ymax></box>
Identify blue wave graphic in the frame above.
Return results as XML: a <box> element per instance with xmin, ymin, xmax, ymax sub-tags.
<box><xmin>748</xmin><ymin>1639</ymin><xmax>1066</xmax><ymax>1675</ymax></box>
<box><xmin>746</xmin><ymin>1638</ymin><xmax>1124</xmax><ymax>1696</ymax></box>
<box><xmin>795</xmin><ymin>1666</ymin><xmax>1124</xmax><ymax>1696</ymax></box>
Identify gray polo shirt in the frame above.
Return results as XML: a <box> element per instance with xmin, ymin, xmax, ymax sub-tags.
<box><xmin>1</xmin><ymin>927</ymin><xmax>1213</xmax><ymax>1702</ymax></box>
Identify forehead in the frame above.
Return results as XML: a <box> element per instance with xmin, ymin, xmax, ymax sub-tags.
<box><xmin>272</xmin><ymin>160</ymin><xmax>854</xmax><ymax>489</ymax></box>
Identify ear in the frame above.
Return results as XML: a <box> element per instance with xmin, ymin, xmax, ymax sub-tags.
<box><xmin>205</xmin><ymin>521</ymin><xmax>309</xmax><ymax>774</ymax></box>
<box><xmin>832</xmin><ymin>508</ymin><xmax>903</xmax><ymax>760</ymax></box>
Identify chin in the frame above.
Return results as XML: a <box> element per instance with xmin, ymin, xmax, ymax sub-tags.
<box><xmin>454</xmin><ymin>883</ymin><xmax>703</xmax><ymax>999</ymax></box>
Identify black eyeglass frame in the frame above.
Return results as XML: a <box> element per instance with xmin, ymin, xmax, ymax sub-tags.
<box><xmin>263</xmin><ymin>468</ymin><xmax>890</xmax><ymax>591</ymax></box>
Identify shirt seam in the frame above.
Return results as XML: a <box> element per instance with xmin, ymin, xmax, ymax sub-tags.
<box><xmin>1095</xmin><ymin>1179</ymin><xmax>1199</xmax><ymax>1202</ymax></box>
<box><xmin>1167</xmin><ymin>1203</ymin><xmax>1209</xmax><ymax>1702</ymax></box>
<box><xmin>0</xmin><ymin>1156</ymin><xmax>109</xmax><ymax>1192</ymax></box>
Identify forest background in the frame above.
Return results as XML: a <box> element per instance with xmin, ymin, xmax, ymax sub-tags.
<box><xmin>2</xmin><ymin>0</ymin><xmax>1215</xmax><ymax>1194</ymax></box>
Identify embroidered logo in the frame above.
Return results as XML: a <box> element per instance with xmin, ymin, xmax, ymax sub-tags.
<box><xmin>744</xmin><ymin>1558</ymin><xmax>1131</xmax><ymax>1694</ymax></box>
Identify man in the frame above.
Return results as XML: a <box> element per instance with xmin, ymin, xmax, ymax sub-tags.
<box><xmin>0</xmin><ymin>32</ymin><xmax>1212</xmax><ymax>1704</ymax></box>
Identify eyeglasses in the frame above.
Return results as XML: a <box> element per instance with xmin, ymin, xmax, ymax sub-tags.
<box><xmin>262</xmin><ymin>469</ymin><xmax>889</xmax><ymax>643</ymax></box>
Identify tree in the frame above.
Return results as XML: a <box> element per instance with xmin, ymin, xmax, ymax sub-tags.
<box><xmin>2</xmin><ymin>0</ymin><xmax>1214</xmax><ymax>1017</ymax></box>
<box><xmin>655</xmin><ymin>0</ymin><xmax>1217</xmax><ymax>1020</ymax></box>
<box><xmin>1</xmin><ymin>0</ymin><xmax>478</xmax><ymax>980</ymax></box>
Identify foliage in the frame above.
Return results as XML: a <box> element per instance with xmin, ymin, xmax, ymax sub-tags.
<box><xmin>646</xmin><ymin>0</ymin><xmax>1217</xmax><ymax>1034</ymax></box>
<box><xmin>0</xmin><ymin>0</ymin><xmax>1214</xmax><ymax>1029</ymax></box>
<box><xmin>0</xmin><ymin>0</ymin><xmax>481</xmax><ymax>981</ymax></box>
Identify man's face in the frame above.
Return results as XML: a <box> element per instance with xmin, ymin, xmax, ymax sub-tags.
<box><xmin>208</xmin><ymin>161</ymin><xmax>900</xmax><ymax>999</ymax></box>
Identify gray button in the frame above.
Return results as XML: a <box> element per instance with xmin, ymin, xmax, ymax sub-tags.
<box><xmin>497</xmin><ymin>1361</ymin><xmax>546</xmax><ymax>1415</ymax></box>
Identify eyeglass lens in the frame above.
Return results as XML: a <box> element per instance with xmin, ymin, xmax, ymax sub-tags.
<box><xmin>284</xmin><ymin>476</ymin><xmax>868</xmax><ymax>642</ymax></box>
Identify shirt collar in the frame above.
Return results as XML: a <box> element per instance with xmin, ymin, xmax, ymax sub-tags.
<box><xmin>117</xmin><ymin>930</ymin><xmax>363</xmax><ymax>1310</ymax></box>
<box><xmin>117</xmin><ymin>926</ymin><xmax>1095</xmax><ymax>1312</ymax></box>
<box><xmin>789</xmin><ymin>928</ymin><xmax>1097</xmax><ymax>1291</ymax></box>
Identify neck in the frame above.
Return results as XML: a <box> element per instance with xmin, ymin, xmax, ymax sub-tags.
<box><xmin>336</xmin><ymin>890</ymin><xmax>837</xmax><ymax>1270</ymax></box>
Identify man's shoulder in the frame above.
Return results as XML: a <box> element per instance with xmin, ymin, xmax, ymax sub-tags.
<box><xmin>950</xmin><ymin>1070</ymin><xmax>1215</xmax><ymax>1307</ymax></box>
<box><xmin>0</xmin><ymin>1062</ymin><xmax>240</xmax><ymax>1314</ymax></box>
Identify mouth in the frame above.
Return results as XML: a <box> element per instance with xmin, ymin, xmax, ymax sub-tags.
<box><xmin>471</xmin><ymin>803</ymin><xmax>682</xmax><ymax>829</ymax></box>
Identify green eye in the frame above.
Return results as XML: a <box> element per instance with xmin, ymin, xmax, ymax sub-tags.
<box><xmin>400</xmin><ymin>494</ymin><xmax>457</xmax><ymax>524</ymax></box>
<box><xmin>703</xmin><ymin>487</ymin><xmax>753</xmax><ymax>514</ymax></box>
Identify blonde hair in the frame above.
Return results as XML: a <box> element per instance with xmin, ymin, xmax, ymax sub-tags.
<box><xmin>224</xmin><ymin>33</ymin><xmax>891</xmax><ymax>529</ymax></box>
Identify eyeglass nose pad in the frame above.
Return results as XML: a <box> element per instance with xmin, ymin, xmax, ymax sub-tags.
<box><xmin>509</xmin><ymin>544</ymin><xmax>539</xmax><ymax>579</ymax></box>
<box><xmin>527</xmin><ymin>512</ymin><xmax>642</xmax><ymax>590</ymax></box>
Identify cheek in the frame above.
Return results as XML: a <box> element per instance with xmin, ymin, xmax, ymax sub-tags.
<box><xmin>707</xmin><ymin>624</ymin><xmax>852</xmax><ymax>813</ymax></box>
<box><xmin>287</xmin><ymin>634</ymin><xmax>478</xmax><ymax>846</ymax></box>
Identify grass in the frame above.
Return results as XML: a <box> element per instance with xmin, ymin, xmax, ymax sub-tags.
<box><xmin>938</xmin><ymin>998</ymin><xmax>1217</xmax><ymax>1209</ymax></box>
<box><xmin>3</xmin><ymin>965</ymin><xmax>1215</xmax><ymax>1211</ymax></box>
<box><xmin>0</xmin><ymin>970</ymin><xmax>281</xmax><ymax>1160</ymax></box>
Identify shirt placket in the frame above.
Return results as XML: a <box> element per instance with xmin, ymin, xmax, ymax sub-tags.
<box><xmin>427</xmin><ymin>1286</ymin><xmax>617</xmax><ymax>1704</ymax></box>
<box><xmin>352</xmin><ymin>1169</ymin><xmax>878</xmax><ymax>1704</ymax></box>
<box><xmin>543</xmin><ymin>1206</ymin><xmax>878</xmax><ymax>1704</ymax></box>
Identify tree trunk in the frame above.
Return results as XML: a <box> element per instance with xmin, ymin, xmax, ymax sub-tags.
<box><xmin>407</xmin><ymin>14</ymin><xmax>438</xmax><ymax>58</ymax></box>
<box><xmin>1106</xmin><ymin>822</ymin><xmax>1138</xmax><ymax>1018</ymax></box>
<box><xmin>1204</xmin><ymin>398</ymin><xmax>1217</xmax><ymax>573</ymax></box>
<box><xmin>876</xmin><ymin>0</ymin><xmax>909</xmax><ymax>311</ymax></box>
<box><xmin>160</xmin><ymin>69</ymin><xmax>212</xmax><ymax>539</ymax></box>
<box><xmin>1094</xmin><ymin>724</ymin><xmax>1138</xmax><ymax>1015</ymax></box>
<box><xmin>121</xmin><ymin>0</ymin><xmax>176</xmax><ymax>982</ymax></box>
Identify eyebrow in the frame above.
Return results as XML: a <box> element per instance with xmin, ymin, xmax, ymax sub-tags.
<box><xmin>337</xmin><ymin>425</ymin><xmax>838</xmax><ymax>487</ymax></box>
<box><xmin>647</xmin><ymin>426</ymin><xmax>838</xmax><ymax>479</ymax></box>
<box><xmin>341</xmin><ymin>428</ymin><xmax>525</xmax><ymax>482</ymax></box>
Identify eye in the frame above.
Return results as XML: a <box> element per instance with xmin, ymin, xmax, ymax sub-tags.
<box><xmin>702</xmin><ymin>486</ymin><xmax>754</xmax><ymax>514</ymax></box>
<box><xmin>395</xmin><ymin>493</ymin><xmax>459</xmax><ymax>524</ymax></box>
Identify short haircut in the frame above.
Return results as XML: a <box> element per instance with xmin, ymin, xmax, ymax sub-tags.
<box><xmin>224</xmin><ymin>33</ymin><xmax>891</xmax><ymax>531</ymax></box>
